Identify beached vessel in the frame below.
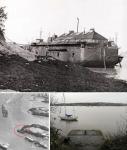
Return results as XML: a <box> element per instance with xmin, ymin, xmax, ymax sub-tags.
<box><xmin>68</xmin><ymin>130</ymin><xmax>104</xmax><ymax>150</ymax></box>
<box><xmin>31</xmin><ymin>28</ymin><xmax>123</xmax><ymax>68</ymax></box>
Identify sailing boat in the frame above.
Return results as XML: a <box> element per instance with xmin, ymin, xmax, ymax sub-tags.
<box><xmin>60</xmin><ymin>93</ymin><xmax>78</xmax><ymax>121</ymax></box>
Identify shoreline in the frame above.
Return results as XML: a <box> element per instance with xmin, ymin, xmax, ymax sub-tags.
<box><xmin>0</xmin><ymin>54</ymin><xmax>127</xmax><ymax>92</ymax></box>
<box><xmin>52</xmin><ymin>102</ymin><xmax>127</xmax><ymax>106</ymax></box>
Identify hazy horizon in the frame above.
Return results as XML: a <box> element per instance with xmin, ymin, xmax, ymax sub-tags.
<box><xmin>1</xmin><ymin>0</ymin><xmax>126</xmax><ymax>53</ymax></box>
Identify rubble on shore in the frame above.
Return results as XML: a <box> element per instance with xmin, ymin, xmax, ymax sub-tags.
<box><xmin>0</xmin><ymin>54</ymin><xmax>127</xmax><ymax>92</ymax></box>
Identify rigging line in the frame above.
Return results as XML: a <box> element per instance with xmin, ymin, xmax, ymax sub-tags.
<box><xmin>63</xmin><ymin>93</ymin><xmax>67</xmax><ymax>115</ymax></box>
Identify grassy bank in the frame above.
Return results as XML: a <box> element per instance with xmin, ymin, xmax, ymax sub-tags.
<box><xmin>51</xmin><ymin>127</ymin><xmax>76</xmax><ymax>150</ymax></box>
<box><xmin>0</xmin><ymin>54</ymin><xmax>127</xmax><ymax>92</ymax></box>
<box><xmin>100</xmin><ymin>134</ymin><xmax>127</xmax><ymax>150</ymax></box>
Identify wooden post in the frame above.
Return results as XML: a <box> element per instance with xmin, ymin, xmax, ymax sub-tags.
<box><xmin>103</xmin><ymin>48</ymin><xmax>106</xmax><ymax>69</ymax></box>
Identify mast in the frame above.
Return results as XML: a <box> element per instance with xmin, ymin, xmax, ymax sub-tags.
<box><xmin>63</xmin><ymin>93</ymin><xmax>67</xmax><ymax>115</ymax></box>
<box><xmin>77</xmin><ymin>17</ymin><xmax>79</xmax><ymax>33</ymax></box>
<box><xmin>40</xmin><ymin>29</ymin><xmax>42</xmax><ymax>39</ymax></box>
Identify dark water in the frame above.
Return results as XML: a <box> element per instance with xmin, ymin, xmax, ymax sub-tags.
<box><xmin>52</xmin><ymin>106</ymin><xmax>127</xmax><ymax>136</ymax></box>
<box><xmin>0</xmin><ymin>93</ymin><xmax>49</xmax><ymax>150</ymax></box>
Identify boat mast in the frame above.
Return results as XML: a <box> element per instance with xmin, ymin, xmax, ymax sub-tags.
<box><xmin>63</xmin><ymin>93</ymin><xmax>67</xmax><ymax>115</ymax></box>
<box><xmin>77</xmin><ymin>17</ymin><xmax>79</xmax><ymax>33</ymax></box>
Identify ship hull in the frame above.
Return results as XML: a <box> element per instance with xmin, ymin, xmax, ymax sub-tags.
<box><xmin>60</xmin><ymin>116</ymin><xmax>78</xmax><ymax>121</ymax></box>
<box><xmin>81</xmin><ymin>56</ymin><xmax>123</xmax><ymax>68</ymax></box>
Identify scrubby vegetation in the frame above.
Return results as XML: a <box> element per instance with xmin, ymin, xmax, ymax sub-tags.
<box><xmin>100</xmin><ymin>134</ymin><xmax>127</xmax><ymax>150</ymax></box>
<box><xmin>0</xmin><ymin>6</ymin><xmax>7</xmax><ymax>39</ymax></box>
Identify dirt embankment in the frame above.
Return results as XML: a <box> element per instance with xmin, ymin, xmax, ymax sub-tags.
<box><xmin>0</xmin><ymin>54</ymin><xmax>127</xmax><ymax>92</ymax></box>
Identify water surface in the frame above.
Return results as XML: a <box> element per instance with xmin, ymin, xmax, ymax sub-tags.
<box><xmin>52</xmin><ymin>106</ymin><xmax>127</xmax><ymax>136</ymax></box>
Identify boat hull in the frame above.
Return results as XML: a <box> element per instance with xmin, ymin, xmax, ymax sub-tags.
<box><xmin>60</xmin><ymin>116</ymin><xmax>78</xmax><ymax>121</ymax></box>
<box><xmin>81</xmin><ymin>56</ymin><xmax>123</xmax><ymax>68</ymax></box>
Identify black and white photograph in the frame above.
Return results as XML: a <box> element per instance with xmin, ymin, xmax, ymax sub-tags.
<box><xmin>0</xmin><ymin>0</ymin><xmax>126</xmax><ymax>92</ymax></box>
<box><xmin>0</xmin><ymin>92</ymin><xmax>49</xmax><ymax>150</ymax></box>
<box><xmin>0</xmin><ymin>0</ymin><xmax>127</xmax><ymax>150</ymax></box>
<box><xmin>51</xmin><ymin>93</ymin><xmax>127</xmax><ymax>150</ymax></box>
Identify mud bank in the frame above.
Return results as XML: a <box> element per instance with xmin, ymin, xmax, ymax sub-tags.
<box><xmin>0</xmin><ymin>54</ymin><xmax>127</xmax><ymax>91</ymax></box>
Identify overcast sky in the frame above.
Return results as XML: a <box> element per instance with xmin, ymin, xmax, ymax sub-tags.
<box><xmin>54</xmin><ymin>93</ymin><xmax>127</xmax><ymax>103</ymax></box>
<box><xmin>1</xmin><ymin>0</ymin><xmax>127</xmax><ymax>53</ymax></box>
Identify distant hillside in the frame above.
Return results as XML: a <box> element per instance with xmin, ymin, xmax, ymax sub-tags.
<box><xmin>53</xmin><ymin>102</ymin><xmax>127</xmax><ymax>106</ymax></box>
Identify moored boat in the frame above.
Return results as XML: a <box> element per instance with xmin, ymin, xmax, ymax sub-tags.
<box><xmin>60</xmin><ymin>93</ymin><xmax>78</xmax><ymax>122</ymax></box>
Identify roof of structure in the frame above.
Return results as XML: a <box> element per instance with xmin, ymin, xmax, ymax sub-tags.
<box><xmin>51</xmin><ymin>29</ymin><xmax>108</xmax><ymax>45</ymax></box>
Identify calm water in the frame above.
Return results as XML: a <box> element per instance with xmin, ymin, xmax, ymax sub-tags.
<box><xmin>52</xmin><ymin>106</ymin><xmax>127</xmax><ymax>136</ymax></box>
<box><xmin>88</xmin><ymin>54</ymin><xmax>127</xmax><ymax>81</ymax></box>
<box><xmin>0</xmin><ymin>93</ymin><xmax>49</xmax><ymax>150</ymax></box>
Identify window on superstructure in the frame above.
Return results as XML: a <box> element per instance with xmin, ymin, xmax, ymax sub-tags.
<box><xmin>72</xmin><ymin>52</ymin><xmax>75</xmax><ymax>57</ymax></box>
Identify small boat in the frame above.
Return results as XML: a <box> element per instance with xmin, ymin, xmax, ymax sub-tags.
<box><xmin>35</xmin><ymin>142</ymin><xmax>48</xmax><ymax>149</ymax></box>
<box><xmin>25</xmin><ymin>136</ymin><xmax>34</xmax><ymax>142</ymax></box>
<box><xmin>0</xmin><ymin>143</ymin><xmax>9</xmax><ymax>150</ymax></box>
<box><xmin>25</xmin><ymin>136</ymin><xmax>48</xmax><ymax>149</ymax></box>
<box><xmin>60</xmin><ymin>114</ymin><xmax>78</xmax><ymax>121</ymax></box>
<box><xmin>60</xmin><ymin>93</ymin><xmax>78</xmax><ymax>121</ymax></box>
<box><xmin>67</xmin><ymin>130</ymin><xmax>104</xmax><ymax>150</ymax></box>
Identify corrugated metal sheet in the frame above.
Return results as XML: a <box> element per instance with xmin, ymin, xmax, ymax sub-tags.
<box><xmin>51</xmin><ymin>30</ymin><xmax>107</xmax><ymax>45</ymax></box>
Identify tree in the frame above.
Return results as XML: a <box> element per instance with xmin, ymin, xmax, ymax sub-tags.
<box><xmin>0</xmin><ymin>6</ymin><xmax>7</xmax><ymax>35</ymax></box>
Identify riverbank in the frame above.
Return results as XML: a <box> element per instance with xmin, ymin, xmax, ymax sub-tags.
<box><xmin>52</xmin><ymin>102</ymin><xmax>127</xmax><ymax>106</ymax></box>
<box><xmin>51</xmin><ymin>127</ymin><xmax>77</xmax><ymax>150</ymax></box>
<box><xmin>0</xmin><ymin>54</ymin><xmax>127</xmax><ymax>91</ymax></box>
<box><xmin>100</xmin><ymin>134</ymin><xmax>127</xmax><ymax>150</ymax></box>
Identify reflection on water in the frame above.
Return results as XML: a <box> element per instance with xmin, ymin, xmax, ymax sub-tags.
<box><xmin>88</xmin><ymin>55</ymin><xmax>127</xmax><ymax>81</ymax></box>
<box><xmin>0</xmin><ymin>93</ymin><xmax>49</xmax><ymax>150</ymax></box>
<box><xmin>52</xmin><ymin>106</ymin><xmax>127</xmax><ymax>136</ymax></box>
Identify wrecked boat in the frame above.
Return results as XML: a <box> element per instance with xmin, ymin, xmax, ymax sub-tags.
<box><xmin>31</xmin><ymin>28</ymin><xmax>123</xmax><ymax>68</ymax></box>
<box><xmin>68</xmin><ymin>129</ymin><xmax>104</xmax><ymax>150</ymax></box>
